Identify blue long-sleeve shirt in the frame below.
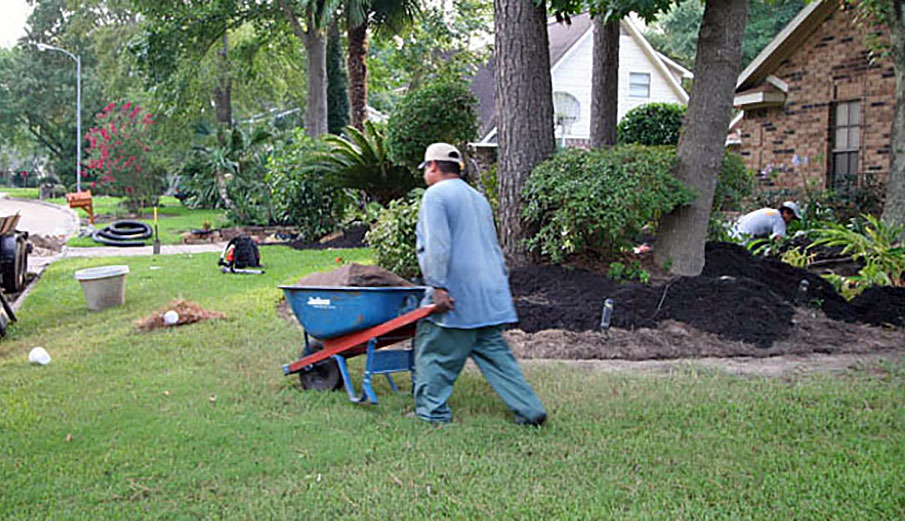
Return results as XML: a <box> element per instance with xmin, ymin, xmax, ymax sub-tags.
<box><xmin>416</xmin><ymin>178</ymin><xmax>518</xmax><ymax>329</ymax></box>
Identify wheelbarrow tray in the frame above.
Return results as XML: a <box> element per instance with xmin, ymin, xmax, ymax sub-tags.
<box><xmin>279</xmin><ymin>285</ymin><xmax>428</xmax><ymax>340</ymax></box>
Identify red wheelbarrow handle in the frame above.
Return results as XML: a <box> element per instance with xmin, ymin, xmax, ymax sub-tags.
<box><xmin>283</xmin><ymin>305</ymin><xmax>438</xmax><ymax>375</ymax></box>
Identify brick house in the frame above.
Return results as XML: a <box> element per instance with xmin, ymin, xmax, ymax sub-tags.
<box><xmin>731</xmin><ymin>0</ymin><xmax>894</xmax><ymax>196</ymax></box>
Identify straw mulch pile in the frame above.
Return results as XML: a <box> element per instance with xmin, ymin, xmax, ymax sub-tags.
<box><xmin>136</xmin><ymin>299</ymin><xmax>226</xmax><ymax>331</ymax></box>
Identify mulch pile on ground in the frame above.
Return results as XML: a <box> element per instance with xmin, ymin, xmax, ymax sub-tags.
<box><xmin>510</xmin><ymin>242</ymin><xmax>905</xmax><ymax>349</ymax></box>
<box><xmin>286</xmin><ymin>224</ymin><xmax>368</xmax><ymax>251</ymax></box>
<box><xmin>137</xmin><ymin>300</ymin><xmax>226</xmax><ymax>331</ymax></box>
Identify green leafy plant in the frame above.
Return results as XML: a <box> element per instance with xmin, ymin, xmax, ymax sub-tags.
<box><xmin>267</xmin><ymin>130</ymin><xmax>345</xmax><ymax>241</ymax></box>
<box><xmin>522</xmin><ymin>146</ymin><xmax>694</xmax><ymax>263</ymax></box>
<box><xmin>607</xmin><ymin>261</ymin><xmax>651</xmax><ymax>284</ymax></box>
<box><xmin>617</xmin><ymin>102</ymin><xmax>685</xmax><ymax>146</ymax></box>
<box><xmin>809</xmin><ymin>214</ymin><xmax>905</xmax><ymax>295</ymax></box>
<box><xmin>780</xmin><ymin>246</ymin><xmax>815</xmax><ymax>269</ymax></box>
<box><xmin>312</xmin><ymin>122</ymin><xmax>419</xmax><ymax>204</ymax></box>
<box><xmin>385</xmin><ymin>78</ymin><xmax>478</xmax><ymax>170</ymax></box>
<box><xmin>365</xmin><ymin>189</ymin><xmax>425</xmax><ymax>280</ymax></box>
<box><xmin>182</xmin><ymin>124</ymin><xmax>273</xmax><ymax>225</ymax></box>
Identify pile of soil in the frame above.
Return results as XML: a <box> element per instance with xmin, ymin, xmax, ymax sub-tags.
<box><xmin>287</xmin><ymin>224</ymin><xmax>369</xmax><ymax>251</ymax></box>
<box><xmin>136</xmin><ymin>300</ymin><xmax>226</xmax><ymax>331</ymax></box>
<box><xmin>510</xmin><ymin>242</ymin><xmax>905</xmax><ymax>349</ymax></box>
<box><xmin>291</xmin><ymin>263</ymin><xmax>413</xmax><ymax>287</ymax></box>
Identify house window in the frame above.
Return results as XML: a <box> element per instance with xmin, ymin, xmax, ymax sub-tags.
<box><xmin>629</xmin><ymin>73</ymin><xmax>650</xmax><ymax>98</ymax></box>
<box><xmin>830</xmin><ymin>100</ymin><xmax>860</xmax><ymax>192</ymax></box>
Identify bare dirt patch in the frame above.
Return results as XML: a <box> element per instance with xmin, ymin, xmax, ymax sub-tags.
<box><xmin>136</xmin><ymin>300</ymin><xmax>226</xmax><ymax>331</ymax></box>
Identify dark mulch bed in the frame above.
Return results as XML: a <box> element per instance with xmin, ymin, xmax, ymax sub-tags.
<box><xmin>286</xmin><ymin>224</ymin><xmax>369</xmax><ymax>250</ymax></box>
<box><xmin>510</xmin><ymin>242</ymin><xmax>905</xmax><ymax>348</ymax></box>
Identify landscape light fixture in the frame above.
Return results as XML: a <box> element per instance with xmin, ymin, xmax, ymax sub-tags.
<box><xmin>34</xmin><ymin>42</ymin><xmax>82</xmax><ymax>193</ymax></box>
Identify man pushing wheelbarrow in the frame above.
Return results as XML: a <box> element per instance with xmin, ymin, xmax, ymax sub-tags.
<box><xmin>411</xmin><ymin>143</ymin><xmax>546</xmax><ymax>426</ymax></box>
<box><xmin>283</xmin><ymin>143</ymin><xmax>546</xmax><ymax>426</ymax></box>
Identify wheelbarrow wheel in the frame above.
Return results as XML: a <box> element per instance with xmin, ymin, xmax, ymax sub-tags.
<box><xmin>299</xmin><ymin>339</ymin><xmax>343</xmax><ymax>391</ymax></box>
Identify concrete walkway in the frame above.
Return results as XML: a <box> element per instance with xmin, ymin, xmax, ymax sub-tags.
<box><xmin>62</xmin><ymin>242</ymin><xmax>227</xmax><ymax>258</ymax></box>
<box><xmin>0</xmin><ymin>194</ymin><xmax>79</xmax><ymax>237</ymax></box>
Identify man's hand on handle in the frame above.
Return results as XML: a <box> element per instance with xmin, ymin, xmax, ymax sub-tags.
<box><xmin>433</xmin><ymin>288</ymin><xmax>455</xmax><ymax>313</ymax></box>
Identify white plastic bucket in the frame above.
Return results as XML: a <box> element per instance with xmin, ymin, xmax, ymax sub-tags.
<box><xmin>74</xmin><ymin>265</ymin><xmax>130</xmax><ymax>311</ymax></box>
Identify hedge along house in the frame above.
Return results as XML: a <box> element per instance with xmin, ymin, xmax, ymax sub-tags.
<box><xmin>730</xmin><ymin>0</ymin><xmax>894</xmax><ymax>198</ymax></box>
<box><xmin>471</xmin><ymin>12</ymin><xmax>691</xmax><ymax>154</ymax></box>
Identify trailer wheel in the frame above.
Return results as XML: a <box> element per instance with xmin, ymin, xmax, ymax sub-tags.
<box><xmin>299</xmin><ymin>339</ymin><xmax>343</xmax><ymax>391</ymax></box>
<box><xmin>0</xmin><ymin>234</ymin><xmax>27</xmax><ymax>294</ymax></box>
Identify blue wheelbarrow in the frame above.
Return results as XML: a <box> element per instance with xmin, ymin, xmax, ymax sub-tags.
<box><xmin>280</xmin><ymin>286</ymin><xmax>437</xmax><ymax>404</ymax></box>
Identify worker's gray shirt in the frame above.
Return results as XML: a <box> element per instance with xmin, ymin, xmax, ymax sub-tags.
<box><xmin>416</xmin><ymin>178</ymin><xmax>518</xmax><ymax>329</ymax></box>
<box><xmin>732</xmin><ymin>208</ymin><xmax>787</xmax><ymax>238</ymax></box>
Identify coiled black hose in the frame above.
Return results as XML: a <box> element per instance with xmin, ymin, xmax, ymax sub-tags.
<box><xmin>91</xmin><ymin>220</ymin><xmax>152</xmax><ymax>247</ymax></box>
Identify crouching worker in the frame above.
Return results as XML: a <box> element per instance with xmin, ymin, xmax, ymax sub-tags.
<box><xmin>731</xmin><ymin>201</ymin><xmax>802</xmax><ymax>241</ymax></box>
<box><xmin>413</xmin><ymin>143</ymin><xmax>547</xmax><ymax>426</ymax></box>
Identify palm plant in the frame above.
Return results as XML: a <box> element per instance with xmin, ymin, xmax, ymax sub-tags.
<box><xmin>809</xmin><ymin>214</ymin><xmax>905</xmax><ymax>290</ymax></box>
<box><xmin>311</xmin><ymin>121</ymin><xmax>419</xmax><ymax>204</ymax></box>
<box><xmin>345</xmin><ymin>0</ymin><xmax>421</xmax><ymax>129</ymax></box>
<box><xmin>186</xmin><ymin>125</ymin><xmax>272</xmax><ymax>223</ymax></box>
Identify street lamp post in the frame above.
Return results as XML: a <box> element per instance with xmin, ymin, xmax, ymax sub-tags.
<box><xmin>35</xmin><ymin>43</ymin><xmax>82</xmax><ymax>193</ymax></box>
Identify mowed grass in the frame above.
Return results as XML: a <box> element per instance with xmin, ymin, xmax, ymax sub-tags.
<box><xmin>0</xmin><ymin>187</ymin><xmax>39</xmax><ymax>199</ymax></box>
<box><xmin>1</xmin><ymin>247</ymin><xmax>903</xmax><ymax>520</ymax></box>
<box><xmin>51</xmin><ymin>195</ymin><xmax>227</xmax><ymax>247</ymax></box>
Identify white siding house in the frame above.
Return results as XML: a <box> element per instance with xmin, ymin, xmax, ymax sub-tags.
<box><xmin>472</xmin><ymin>13</ymin><xmax>691</xmax><ymax>146</ymax></box>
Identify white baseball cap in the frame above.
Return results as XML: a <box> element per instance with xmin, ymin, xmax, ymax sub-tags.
<box><xmin>418</xmin><ymin>143</ymin><xmax>465</xmax><ymax>170</ymax></box>
<box><xmin>780</xmin><ymin>201</ymin><xmax>802</xmax><ymax>220</ymax></box>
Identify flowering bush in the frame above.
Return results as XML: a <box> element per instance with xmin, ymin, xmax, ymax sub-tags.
<box><xmin>85</xmin><ymin>102</ymin><xmax>162</xmax><ymax>209</ymax></box>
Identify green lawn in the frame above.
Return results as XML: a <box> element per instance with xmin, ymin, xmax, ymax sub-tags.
<box><xmin>47</xmin><ymin>195</ymin><xmax>227</xmax><ymax>247</ymax></box>
<box><xmin>0</xmin><ymin>187</ymin><xmax>39</xmax><ymax>199</ymax></box>
<box><xmin>1</xmin><ymin>247</ymin><xmax>903</xmax><ymax>519</ymax></box>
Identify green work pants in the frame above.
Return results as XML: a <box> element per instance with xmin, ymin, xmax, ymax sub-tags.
<box><xmin>413</xmin><ymin>320</ymin><xmax>546</xmax><ymax>424</ymax></box>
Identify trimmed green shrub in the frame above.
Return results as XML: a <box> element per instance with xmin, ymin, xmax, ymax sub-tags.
<box><xmin>523</xmin><ymin>146</ymin><xmax>695</xmax><ymax>262</ymax></box>
<box><xmin>385</xmin><ymin>78</ymin><xmax>478</xmax><ymax>170</ymax></box>
<box><xmin>617</xmin><ymin>102</ymin><xmax>686</xmax><ymax>146</ymax></box>
<box><xmin>267</xmin><ymin>130</ymin><xmax>346</xmax><ymax>241</ymax></box>
<box><xmin>365</xmin><ymin>189</ymin><xmax>424</xmax><ymax>279</ymax></box>
<box><xmin>714</xmin><ymin>151</ymin><xmax>754</xmax><ymax>213</ymax></box>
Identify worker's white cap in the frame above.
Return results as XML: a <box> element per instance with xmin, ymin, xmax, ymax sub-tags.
<box><xmin>418</xmin><ymin>143</ymin><xmax>465</xmax><ymax>170</ymax></box>
<box><xmin>780</xmin><ymin>201</ymin><xmax>802</xmax><ymax>220</ymax></box>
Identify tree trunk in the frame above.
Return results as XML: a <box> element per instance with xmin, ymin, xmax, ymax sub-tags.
<box><xmin>277</xmin><ymin>0</ymin><xmax>328</xmax><ymax>137</ymax></box>
<box><xmin>215</xmin><ymin>169</ymin><xmax>239</xmax><ymax>216</ymax></box>
<box><xmin>653</xmin><ymin>0</ymin><xmax>749</xmax><ymax>276</ymax></box>
<box><xmin>882</xmin><ymin>1</ymin><xmax>905</xmax><ymax>232</ymax></box>
<box><xmin>347</xmin><ymin>20</ymin><xmax>369</xmax><ymax>130</ymax></box>
<box><xmin>213</xmin><ymin>33</ymin><xmax>232</xmax><ymax>129</ymax></box>
<box><xmin>495</xmin><ymin>0</ymin><xmax>556</xmax><ymax>266</ymax></box>
<box><xmin>590</xmin><ymin>16</ymin><xmax>619</xmax><ymax>148</ymax></box>
<box><xmin>304</xmin><ymin>23</ymin><xmax>329</xmax><ymax>138</ymax></box>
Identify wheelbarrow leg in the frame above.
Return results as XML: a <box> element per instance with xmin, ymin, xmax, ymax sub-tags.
<box><xmin>385</xmin><ymin>374</ymin><xmax>399</xmax><ymax>393</ymax></box>
<box><xmin>333</xmin><ymin>354</ymin><xmax>369</xmax><ymax>404</ymax></box>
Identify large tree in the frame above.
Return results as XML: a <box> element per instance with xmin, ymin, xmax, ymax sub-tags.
<box><xmin>345</xmin><ymin>0</ymin><xmax>420</xmax><ymax>130</ymax></box>
<box><xmin>862</xmin><ymin>0</ymin><xmax>905</xmax><ymax>231</ymax></box>
<box><xmin>654</xmin><ymin>0</ymin><xmax>749</xmax><ymax>275</ymax></box>
<box><xmin>590</xmin><ymin>16</ymin><xmax>620</xmax><ymax>147</ymax></box>
<box><xmin>278</xmin><ymin>0</ymin><xmax>341</xmax><ymax>137</ymax></box>
<box><xmin>495</xmin><ymin>0</ymin><xmax>556</xmax><ymax>265</ymax></box>
<box><xmin>645</xmin><ymin>0</ymin><xmax>805</xmax><ymax>69</ymax></box>
<box><xmin>588</xmin><ymin>1</ymin><xmax>674</xmax><ymax>148</ymax></box>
